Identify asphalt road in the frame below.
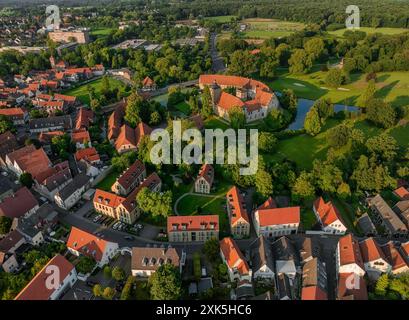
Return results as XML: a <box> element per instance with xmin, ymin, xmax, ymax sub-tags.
<box><xmin>210</xmin><ymin>32</ymin><xmax>226</xmax><ymax>73</ymax></box>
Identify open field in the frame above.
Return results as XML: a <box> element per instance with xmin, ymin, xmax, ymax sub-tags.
<box><xmin>329</xmin><ymin>27</ymin><xmax>409</xmax><ymax>38</ymax></box>
<box><xmin>63</xmin><ymin>77</ymin><xmax>124</xmax><ymax>105</ymax></box>
<box><xmin>204</xmin><ymin>15</ymin><xmax>237</xmax><ymax>23</ymax></box>
<box><xmin>95</xmin><ymin>171</ymin><xmax>120</xmax><ymax>192</ymax></box>
<box><xmin>241</xmin><ymin>18</ymin><xmax>305</xmax><ymax>39</ymax></box>
<box><xmin>91</xmin><ymin>28</ymin><xmax>116</xmax><ymax>38</ymax></box>
<box><xmin>267</xmin><ymin>68</ymin><xmax>409</xmax><ymax>107</ymax></box>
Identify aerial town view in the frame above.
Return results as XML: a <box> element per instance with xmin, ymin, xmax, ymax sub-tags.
<box><xmin>0</xmin><ymin>0</ymin><xmax>408</xmax><ymax>309</ymax></box>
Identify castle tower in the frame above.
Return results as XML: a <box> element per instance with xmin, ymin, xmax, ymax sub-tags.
<box><xmin>209</xmin><ymin>80</ymin><xmax>221</xmax><ymax>111</ymax></box>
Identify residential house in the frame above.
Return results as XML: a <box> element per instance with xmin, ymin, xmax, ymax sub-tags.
<box><xmin>0</xmin><ymin>252</ymin><xmax>19</xmax><ymax>273</ymax></box>
<box><xmin>226</xmin><ymin>186</ymin><xmax>250</xmax><ymax>238</ymax></box>
<box><xmin>194</xmin><ymin>163</ymin><xmax>214</xmax><ymax>194</ymax></box>
<box><xmin>0</xmin><ymin>107</ymin><xmax>27</xmax><ymax>125</ymax></box>
<box><xmin>272</xmin><ymin>236</ymin><xmax>300</xmax><ymax>282</ymax></box>
<box><xmin>71</xmin><ymin>129</ymin><xmax>91</xmax><ymax>149</ymax></box>
<box><xmin>67</xmin><ymin>227</ymin><xmax>119</xmax><ymax>267</ymax></box>
<box><xmin>393</xmin><ymin>186</ymin><xmax>409</xmax><ymax>200</ymax></box>
<box><xmin>276</xmin><ymin>273</ymin><xmax>292</xmax><ymax>300</ymax></box>
<box><xmin>0</xmin><ymin>230</ymin><xmax>26</xmax><ymax>254</ymax></box>
<box><xmin>33</xmin><ymin>162</ymin><xmax>72</xmax><ymax>200</ymax></box>
<box><xmin>381</xmin><ymin>241</ymin><xmax>409</xmax><ymax>275</ymax></box>
<box><xmin>336</xmin><ymin>234</ymin><xmax>365</xmax><ymax>276</ymax></box>
<box><xmin>15</xmin><ymin>254</ymin><xmax>77</xmax><ymax>300</ymax></box>
<box><xmin>297</xmin><ymin>237</ymin><xmax>320</xmax><ymax>265</ymax></box>
<box><xmin>5</xmin><ymin>145</ymin><xmax>51</xmax><ymax>178</ymax></box>
<box><xmin>0</xmin><ymin>187</ymin><xmax>39</xmax><ymax>219</ymax></box>
<box><xmin>249</xmin><ymin>235</ymin><xmax>275</xmax><ymax>282</ymax></box>
<box><xmin>0</xmin><ymin>175</ymin><xmax>15</xmax><ymax>201</ymax></box>
<box><xmin>114</xmin><ymin>122</ymin><xmax>152</xmax><ymax>154</ymax></box>
<box><xmin>131</xmin><ymin>245</ymin><xmax>185</xmax><ymax>277</ymax></box>
<box><xmin>393</xmin><ymin>200</ymin><xmax>409</xmax><ymax>229</ymax></box>
<box><xmin>54</xmin><ymin>174</ymin><xmax>90</xmax><ymax>210</ymax></box>
<box><xmin>141</xmin><ymin>76</ymin><xmax>157</xmax><ymax>91</ymax></box>
<box><xmin>357</xmin><ymin>213</ymin><xmax>377</xmax><ymax>236</ymax></box>
<box><xmin>313</xmin><ymin>197</ymin><xmax>347</xmax><ymax>235</ymax></box>
<box><xmin>301</xmin><ymin>257</ymin><xmax>328</xmax><ymax>300</ymax></box>
<box><xmin>400</xmin><ymin>242</ymin><xmax>409</xmax><ymax>262</ymax></box>
<box><xmin>167</xmin><ymin>215</ymin><xmax>219</xmax><ymax>243</ymax></box>
<box><xmin>75</xmin><ymin>147</ymin><xmax>101</xmax><ymax>177</ymax></box>
<box><xmin>359</xmin><ymin>237</ymin><xmax>391</xmax><ymax>279</ymax></box>
<box><xmin>220</xmin><ymin>237</ymin><xmax>252</xmax><ymax>283</ymax></box>
<box><xmin>253</xmin><ymin>201</ymin><xmax>300</xmax><ymax>238</ymax></box>
<box><xmin>337</xmin><ymin>273</ymin><xmax>368</xmax><ymax>300</ymax></box>
<box><xmin>111</xmin><ymin>160</ymin><xmax>146</xmax><ymax>196</ymax></box>
<box><xmin>368</xmin><ymin>194</ymin><xmax>408</xmax><ymax>237</ymax></box>
<box><xmin>0</xmin><ymin>131</ymin><xmax>18</xmax><ymax>167</ymax></box>
<box><xmin>38</xmin><ymin>131</ymin><xmax>64</xmax><ymax>154</ymax></box>
<box><xmin>75</xmin><ymin>107</ymin><xmax>94</xmax><ymax>130</ymax></box>
<box><xmin>29</xmin><ymin>115</ymin><xmax>72</xmax><ymax>133</ymax></box>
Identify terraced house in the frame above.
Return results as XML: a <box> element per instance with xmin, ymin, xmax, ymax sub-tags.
<box><xmin>167</xmin><ymin>215</ymin><xmax>219</xmax><ymax>242</ymax></box>
<box><xmin>226</xmin><ymin>186</ymin><xmax>250</xmax><ymax>238</ymax></box>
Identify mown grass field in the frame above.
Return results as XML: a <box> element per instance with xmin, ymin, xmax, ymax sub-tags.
<box><xmin>204</xmin><ymin>15</ymin><xmax>237</xmax><ymax>23</ymax></box>
<box><xmin>91</xmin><ymin>28</ymin><xmax>116</xmax><ymax>38</ymax></box>
<box><xmin>63</xmin><ymin>77</ymin><xmax>124</xmax><ymax>105</ymax></box>
<box><xmin>329</xmin><ymin>27</ymin><xmax>409</xmax><ymax>38</ymax></box>
<box><xmin>267</xmin><ymin>68</ymin><xmax>409</xmax><ymax>107</ymax></box>
<box><xmin>241</xmin><ymin>18</ymin><xmax>305</xmax><ymax>39</ymax></box>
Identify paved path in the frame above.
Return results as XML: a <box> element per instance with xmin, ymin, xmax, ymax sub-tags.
<box><xmin>210</xmin><ymin>32</ymin><xmax>226</xmax><ymax>73</ymax></box>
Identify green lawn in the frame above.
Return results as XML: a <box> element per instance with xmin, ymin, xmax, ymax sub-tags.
<box><xmin>96</xmin><ymin>170</ymin><xmax>120</xmax><ymax>192</ymax></box>
<box><xmin>174</xmin><ymin>101</ymin><xmax>191</xmax><ymax>115</ymax></box>
<box><xmin>267</xmin><ymin>69</ymin><xmax>409</xmax><ymax>107</ymax></box>
<box><xmin>330</xmin><ymin>197</ymin><xmax>358</xmax><ymax>233</ymax></box>
<box><xmin>63</xmin><ymin>77</ymin><xmax>124</xmax><ymax>105</ymax></box>
<box><xmin>389</xmin><ymin>124</ymin><xmax>409</xmax><ymax>148</ymax></box>
<box><xmin>329</xmin><ymin>27</ymin><xmax>409</xmax><ymax>38</ymax></box>
<box><xmin>204</xmin><ymin>15</ymin><xmax>237</xmax><ymax>23</ymax></box>
<box><xmin>91</xmin><ymin>28</ymin><xmax>116</xmax><ymax>38</ymax></box>
<box><xmin>241</xmin><ymin>18</ymin><xmax>305</xmax><ymax>39</ymax></box>
<box><xmin>300</xmin><ymin>208</ymin><xmax>317</xmax><ymax>230</ymax></box>
<box><xmin>204</xmin><ymin>116</ymin><xmax>230</xmax><ymax>131</ymax></box>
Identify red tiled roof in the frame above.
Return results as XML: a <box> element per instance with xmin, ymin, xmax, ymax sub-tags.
<box><xmin>0</xmin><ymin>187</ymin><xmax>38</xmax><ymax>219</ymax></box>
<box><xmin>93</xmin><ymin>189</ymin><xmax>125</xmax><ymax>209</ymax></box>
<box><xmin>199</xmin><ymin>74</ymin><xmax>270</xmax><ymax>92</ymax></box>
<box><xmin>167</xmin><ymin>215</ymin><xmax>219</xmax><ymax>233</ymax></box>
<box><xmin>314</xmin><ymin>197</ymin><xmax>345</xmax><ymax>227</ymax></box>
<box><xmin>394</xmin><ymin>187</ymin><xmax>409</xmax><ymax>200</ymax></box>
<box><xmin>226</xmin><ymin>186</ymin><xmax>249</xmax><ymax>225</ymax></box>
<box><xmin>0</xmin><ymin>107</ymin><xmax>25</xmax><ymax>117</ymax></box>
<box><xmin>197</xmin><ymin>163</ymin><xmax>214</xmax><ymax>185</ymax></box>
<box><xmin>67</xmin><ymin>227</ymin><xmax>112</xmax><ymax>262</ymax></box>
<box><xmin>108</xmin><ymin>103</ymin><xmax>125</xmax><ymax>140</ymax></box>
<box><xmin>115</xmin><ymin>160</ymin><xmax>146</xmax><ymax>190</ymax></box>
<box><xmin>359</xmin><ymin>237</ymin><xmax>388</xmax><ymax>263</ymax></box>
<box><xmin>402</xmin><ymin>241</ymin><xmax>409</xmax><ymax>258</ymax></box>
<box><xmin>258</xmin><ymin>197</ymin><xmax>277</xmax><ymax>210</ymax></box>
<box><xmin>74</xmin><ymin>147</ymin><xmax>100</xmax><ymax>162</ymax></box>
<box><xmin>53</xmin><ymin>93</ymin><xmax>77</xmax><ymax>103</ymax></box>
<box><xmin>15</xmin><ymin>254</ymin><xmax>75</xmax><ymax>300</ymax></box>
<box><xmin>75</xmin><ymin>107</ymin><xmax>94</xmax><ymax>130</ymax></box>
<box><xmin>301</xmin><ymin>286</ymin><xmax>328</xmax><ymax>300</ymax></box>
<box><xmin>220</xmin><ymin>237</ymin><xmax>250</xmax><ymax>276</ymax></box>
<box><xmin>114</xmin><ymin>122</ymin><xmax>152</xmax><ymax>151</ymax></box>
<box><xmin>381</xmin><ymin>241</ymin><xmax>408</xmax><ymax>271</ymax></box>
<box><xmin>217</xmin><ymin>91</ymin><xmax>244</xmax><ymax>111</ymax></box>
<box><xmin>337</xmin><ymin>273</ymin><xmax>368</xmax><ymax>300</ymax></box>
<box><xmin>250</xmin><ymin>49</ymin><xmax>261</xmax><ymax>55</ymax></box>
<box><xmin>257</xmin><ymin>207</ymin><xmax>300</xmax><ymax>227</ymax></box>
<box><xmin>338</xmin><ymin>234</ymin><xmax>364</xmax><ymax>269</ymax></box>
<box><xmin>142</xmin><ymin>76</ymin><xmax>155</xmax><ymax>86</ymax></box>
<box><xmin>38</xmin><ymin>130</ymin><xmax>64</xmax><ymax>143</ymax></box>
<box><xmin>7</xmin><ymin>145</ymin><xmax>51</xmax><ymax>178</ymax></box>
<box><xmin>71</xmin><ymin>129</ymin><xmax>90</xmax><ymax>144</ymax></box>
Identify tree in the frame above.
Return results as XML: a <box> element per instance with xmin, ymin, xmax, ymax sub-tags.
<box><xmin>76</xmin><ymin>256</ymin><xmax>96</xmax><ymax>274</ymax></box>
<box><xmin>312</xmin><ymin>160</ymin><xmax>343</xmax><ymax>193</ymax></box>
<box><xmin>325</xmin><ymin>68</ymin><xmax>346</xmax><ymax>88</ymax></box>
<box><xmin>375</xmin><ymin>274</ymin><xmax>389</xmax><ymax>296</ymax></box>
<box><xmin>111</xmin><ymin>152</ymin><xmax>137</xmax><ymax>172</ymax></box>
<box><xmin>103</xmin><ymin>287</ymin><xmax>116</xmax><ymax>300</ymax></box>
<box><xmin>228</xmin><ymin>50</ymin><xmax>256</xmax><ymax>76</ymax></box>
<box><xmin>255</xmin><ymin>169</ymin><xmax>273</xmax><ymax>197</ymax></box>
<box><xmin>19</xmin><ymin>172</ymin><xmax>33</xmax><ymax>189</ymax></box>
<box><xmin>203</xmin><ymin>238</ymin><xmax>220</xmax><ymax>262</ymax></box>
<box><xmin>124</xmin><ymin>92</ymin><xmax>144</xmax><ymax>127</ymax></box>
<box><xmin>358</xmin><ymin>80</ymin><xmax>376</xmax><ymax>108</ymax></box>
<box><xmin>289</xmin><ymin>49</ymin><xmax>312</xmax><ymax>74</ymax></box>
<box><xmin>280</xmin><ymin>89</ymin><xmax>298</xmax><ymax>112</ymax></box>
<box><xmin>366</xmin><ymin>99</ymin><xmax>396</xmax><ymax>128</ymax></box>
<box><xmin>0</xmin><ymin>115</ymin><xmax>13</xmax><ymax>134</ymax></box>
<box><xmin>337</xmin><ymin>182</ymin><xmax>351</xmax><ymax>199</ymax></box>
<box><xmin>259</xmin><ymin>132</ymin><xmax>277</xmax><ymax>153</ymax></box>
<box><xmin>0</xmin><ymin>216</ymin><xmax>12</xmax><ymax>234</ymax></box>
<box><xmin>136</xmin><ymin>187</ymin><xmax>173</xmax><ymax>218</ymax></box>
<box><xmin>304</xmin><ymin>107</ymin><xmax>322</xmax><ymax>136</ymax></box>
<box><xmin>93</xmin><ymin>284</ymin><xmax>103</xmax><ymax>297</ymax></box>
<box><xmin>228</xmin><ymin>106</ymin><xmax>245</xmax><ymax>130</ymax></box>
<box><xmin>201</xmin><ymin>85</ymin><xmax>213</xmax><ymax>118</ymax></box>
<box><xmin>366</xmin><ymin>133</ymin><xmax>398</xmax><ymax>161</ymax></box>
<box><xmin>112</xmin><ymin>266</ymin><xmax>125</xmax><ymax>281</ymax></box>
<box><xmin>103</xmin><ymin>265</ymin><xmax>112</xmax><ymax>279</ymax></box>
<box><xmin>149</xmin><ymin>264</ymin><xmax>182</xmax><ymax>300</ymax></box>
<box><xmin>292</xmin><ymin>171</ymin><xmax>315</xmax><ymax>200</ymax></box>
<box><xmin>120</xmin><ymin>276</ymin><xmax>135</xmax><ymax>300</ymax></box>
<box><xmin>327</xmin><ymin>124</ymin><xmax>351</xmax><ymax>148</ymax></box>
<box><xmin>51</xmin><ymin>134</ymin><xmax>73</xmax><ymax>160</ymax></box>
<box><xmin>149</xmin><ymin>111</ymin><xmax>161</xmax><ymax>126</ymax></box>
<box><xmin>304</xmin><ymin>38</ymin><xmax>325</xmax><ymax>61</ymax></box>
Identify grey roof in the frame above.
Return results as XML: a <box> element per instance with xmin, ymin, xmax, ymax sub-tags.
<box><xmin>250</xmin><ymin>235</ymin><xmax>274</xmax><ymax>273</ymax></box>
<box><xmin>357</xmin><ymin>213</ymin><xmax>377</xmax><ymax>235</ymax></box>
<box><xmin>369</xmin><ymin>195</ymin><xmax>407</xmax><ymax>233</ymax></box>
<box><xmin>0</xmin><ymin>175</ymin><xmax>14</xmax><ymax>196</ymax></box>
<box><xmin>198</xmin><ymin>277</ymin><xmax>213</xmax><ymax>293</ymax></box>
<box><xmin>131</xmin><ymin>246</ymin><xmax>180</xmax><ymax>271</ymax></box>
<box><xmin>295</xmin><ymin>237</ymin><xmax>321</xmax><ymax>263</ymax></box>
<box><xmin>393</xmin><ymin>200</ymin><xmax>409</xmax><ymax>227</ymax></box>
<box><xmin>251</xmin><ymin>291</ymin><xmax>273</xmax><ymax>300</ymax></box>
<box><xmin>301</xmin><ymin>257</ymin><xmax>327</xmax><ymax>291</ymax></box>
<box><xmin>277</xmin><ymin>273</ymin><xmax>292</xmax><ymax>300</ymax></box>
<box><xmin>236</xmin><ymin>283</ymin><xmax>254</xmax><ymax>299</ymax></box>
<box><xmin>272</xmin><ymin>236</ymin><xmax>299</xmax><ymax>265</ymax></box>
<box><xmin>29</xmin><ymin>115</ymin><xmax>72</xmax><ymax>130</ymax></box>
<box><xmin>55</xmin><ymin>174</ymin><xmax>90</xmax><ymax>201</ymax></box>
